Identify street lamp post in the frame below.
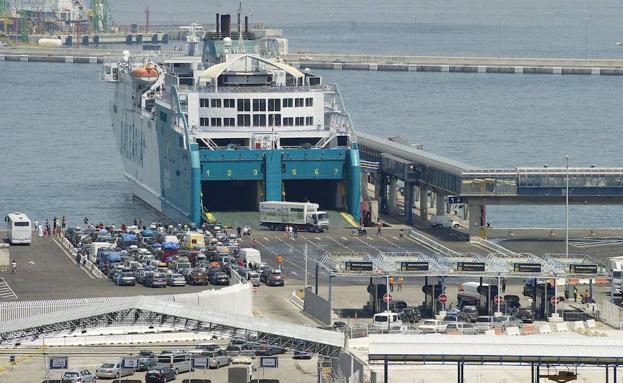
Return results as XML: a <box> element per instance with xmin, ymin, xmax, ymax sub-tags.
<box><xmin>497</xmin><ymin>16</ymin><xmax>502</xmax><ymax>62</ymax></box>
<box><xmin>584</xmin><ymin>17</ymin><xmax>590</xmax><ymax>62</ymax></box>
<box><xmin>565</xmin><ymin>155</ymin><xmax>569</xmax><ymax>260</ymax></box>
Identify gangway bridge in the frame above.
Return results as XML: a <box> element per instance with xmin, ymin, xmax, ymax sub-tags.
<box><xmin>357</xmin><ymin>131</ymin><xmax>623</xmax><ymax>239</ymax></box>
<box><xmin>0</xmin><ymin>296</ymin><xmax>343</xmax><ymax>356</ymax></box>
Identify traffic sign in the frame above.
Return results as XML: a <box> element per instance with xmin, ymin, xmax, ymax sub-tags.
<box><xmin>437</xmin><ymin>294</ymin><xmax>448</xmax><ymax>304</ymax></box>
<box><xmin>551</xmin><ymin>296</ymin><xmax>560</xmax><ymax>304</ymax></box>
<box><xmin>448</xmin><ymin>196</ymin><xmax>464</xmax><ymax>204</ymax></box>
<box><xmin>494</xmin><ymin>295</ymin><xmax>504</xmax><ymax>304</ymax></box>
<box><xmin>383</xmin><ymin>293</ymin><xmax>393</xmax><ymax>303</ymax></box>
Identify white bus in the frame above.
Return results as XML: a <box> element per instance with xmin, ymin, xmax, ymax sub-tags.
<box><xmin>5</xmin><ymin>212</ymin><xmax>32</xmax><ymax>245</ymax></box>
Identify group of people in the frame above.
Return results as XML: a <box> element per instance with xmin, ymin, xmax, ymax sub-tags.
<box><xmin>283</xmin><ymin>225</ymin><xmax>298</xmax><ymax>239</ymax></box>
<box><xmin>33</xmin><ymin>216</ymin><xmax>66</xmax><ymax>238</ymax></box>
<box><xmin>572</xmin><ymin>286</ymin><xmax>594</xmax><ymax>304</ymax></box>
<box><xmin>387</xmin><ymin>275</ymin><xmax>404</xmax><ymax>291</ymax></box>
<box><xmin>236</xmin><ymin>226</ymin><xmax>252</xmax><ymax>238</ymax></box>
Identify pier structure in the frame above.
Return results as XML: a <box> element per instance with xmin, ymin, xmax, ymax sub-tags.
<box><xmin>357</xmin><ymin>132</ymin><xmax>623</xmax><ymax>240</ymax></box>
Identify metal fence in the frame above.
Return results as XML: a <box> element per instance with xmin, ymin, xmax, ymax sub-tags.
<box><xmin>601</xmin><ymin>299</ymin><xmax>623</xmax><ymax>329</ymax></box>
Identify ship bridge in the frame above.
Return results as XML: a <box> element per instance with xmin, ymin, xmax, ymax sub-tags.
<box><xmin>357</xmin><ymin>132</ymin><xmax>623</xmax><ymax>239</ymax></box>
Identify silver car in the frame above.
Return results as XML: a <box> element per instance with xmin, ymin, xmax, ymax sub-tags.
<box><xmin>207</xmin><ymin>349</ymin><xmax>231</xmax><ymax>369</ymax></box>
<box><xmin>96</xmin><ymin>362</ymin><xmax>134</xmax><ymax>379</ymax></box>
<box><xmin>245</xmin><ymin>271</ymin><xmax>261</xmax><ymax>287</ymax></box>
<box><xmin>166</xmin><ymin>273</ymin><xmax>187</xmax><ymax>286</ymax></box>
<box><xmin>492</xmin><ymin>315</ymin><xmax>523</xmax><ymax>330</ymax></box>
<box><xmin>61</xmin><ymin>369</ymin><xmax>96</xmax><ymax>383</ymax></box>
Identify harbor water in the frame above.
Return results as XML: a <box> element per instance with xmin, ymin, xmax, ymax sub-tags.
<box><xmin>1</xmin><ymin>0</ymin><xmax>622</xmax><ymax>228</ymax></box>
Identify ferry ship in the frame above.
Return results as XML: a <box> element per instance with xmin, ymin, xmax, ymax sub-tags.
<box><xmin>100</xmin><ymin>23</ymin><xmax>361</xmax><ymax>225</ymax></box>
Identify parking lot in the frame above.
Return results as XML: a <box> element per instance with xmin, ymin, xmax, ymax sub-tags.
<box><xmin>0</xmin><ymin>343</ymin><xmax>318</xmax><ymax>383</ymax></box>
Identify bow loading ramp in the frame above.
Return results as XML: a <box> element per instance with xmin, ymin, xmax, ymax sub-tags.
<box><xmin>0</xmin><ymin>296</ymin><xmax>344</xmax><ymax>356</ymax></box>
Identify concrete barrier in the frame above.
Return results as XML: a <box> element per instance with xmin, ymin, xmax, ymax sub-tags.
<box><xmin>538</xmin><ymin>324</ymin><xmax>552</xmax><ymax>334</ymax></box>
<box><xmin>555</xmin><ymin>323</ymin><xmax>569</xmax><ymax>332</ymax></box>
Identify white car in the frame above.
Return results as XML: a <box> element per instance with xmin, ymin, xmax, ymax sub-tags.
<box><xmin>418</xmin><ymin>319</ymin><xmax>447</xmax><ymax>333</ymax></box>
<box><xmin>95</xmin><ymin>362</ymin><xmax>134</xmax><ymax>379</ymax></box>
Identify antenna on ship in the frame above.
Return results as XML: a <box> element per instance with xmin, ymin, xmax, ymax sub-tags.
<box><xmin>237</xmin><ymin>1</ymin><xmax>245</xmax><ymax>54</ymax></box>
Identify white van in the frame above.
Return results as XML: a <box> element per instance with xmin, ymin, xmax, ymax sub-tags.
<box><xmin>428</xmin><ymin>215</ymin><xmax>460</xmax><ymax>229</ymax></box>
<box><xmin>373</xmin><ymin>311</ymin><xmax>403</xmax><ymax>330</ymax></box>
<box><xmin>239</xmin><ymin>248</ymin><xmax>261</xmax><ymax>265</ymax></box>
<box><xmin>458</xmin><ymin>281</ymin><xmax>489</xmax><ymax>302</ymax></box>
<box><xmin>5</xmin><ymin>212</ymin><xmax>32</xmax><ymax>245</ymax></box>
<box><xmin>157</xmin><ymin>352</ymin><xmax>192</xmax><ymax>374</ymax></box>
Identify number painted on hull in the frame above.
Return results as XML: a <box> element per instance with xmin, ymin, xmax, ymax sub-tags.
<box><xmin>252</xmin><ymin>169</ymin><xmax>258</xmax><ymax>176</ymax></box>
<box><xmin>205</xmin><ymin>170</ymin><xmax>210</xmax><ymax>176</ymax></box>
<box><xmin>291</xmin><ymin>169</ymin><xmax>297</xmax><ymax>176</ymax></box>
<box><xmin>227</xmin><ymin>169</ymin><xmax>232</xmax><ymax>177</ymax></box>
<box><xmin>334</xmin><ymin>168</ymin><xmax>339</xmax><ymax>175</ymax></box>
<box><xmin>314</xmin><ymin>168</ymin><xmax>320</xmax><ymax>176</ymax></box>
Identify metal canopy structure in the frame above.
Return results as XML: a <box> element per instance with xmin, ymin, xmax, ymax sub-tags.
<box><xmin>368</xmin><ymin>334</ymin><xmax>623</xmax><ymax>365</ymax></box>
<box><xmin>0</xmin><ymin>296</ymin><xmax>344</xmax><ymax>356</ymax></box>
<box><xmin>317</xmin><ymin>250</ymin><xmax>608</xmax><ymax>279</ymax></box>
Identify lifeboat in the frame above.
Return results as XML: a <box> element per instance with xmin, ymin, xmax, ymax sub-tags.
<box><xmin>130</xmin><ymin>64</ymin><xmax>159</xmax><ymax>83</ymax></box>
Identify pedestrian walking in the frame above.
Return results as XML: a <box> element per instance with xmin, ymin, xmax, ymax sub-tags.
<box><xmin>237</xmin><ymin>226</ymin><xmax>242</xmax><ymax>237</ymax></box>
<box><xmin>252</xmin><ymin>238</ymin><xmax>257</xmax><ymax>248</ymax></box>
<box><xmin>397</xmin><ymin>276</ymin><xmax>403</xmax><ymax>291</ymax></box>
<box><xmin>33</xmin><ymin>219</ymin><xmax>38</xmax><ymax>231</ymax></box>
<box><xmin>293</xmin><ymin>227</ymin><xmax>298</xmax><ymax>239</ymax></box>
<box><xmin>502</xmin><ymin>278</ymin><xmax>507</xmax><ymax>293</ymax></box>
<box><xmin>573</xmin><ymin>286</ymin><xmax>578</xmax><ymax>302</ymax></box>
<box><xmin>61</xmin><ymin>216</ymin><xmax>66</xmax><ymax>230</ymax></box>
<box><xmin>399</xmin><ymin>229</ymin><xmax>404</xmax><ymax>238</ymax></box>
<box><xmin>76</xmin><ymin>253</ymin><xmax>81</xmax><ymax>267</ymax></box>
<box><xmin>376</xmin><ymin>220</ymin><xmax>383</xmax><ymax>237</ymax></box>
<box><xmin>11</xmin><ymin>260</ymin><xmax>16</xmax><ymax>274</ymax></box>
<box><xmin>388</xmin><ymin>275</ymin><xmax>394</xmax><ymax>292</ymax></box>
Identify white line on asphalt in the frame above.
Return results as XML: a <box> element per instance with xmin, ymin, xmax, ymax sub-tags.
<box><xmin>327</xmin><ymin>236</ymin><xmax>357</xmax><ymax>252</ymax></box>
<box><xmin>263</xmin><ymin>237</ymin><xmax>269</xmax><ymax>241</ymax></box>
<box><xmin>291</xmin><ymin>271</ymin><xmax>299</xmax><ymax>276</ymax></box>
<box><xmin>255</xmin><ymin>240</ymin><xmax>306</xmax><ymax>273</ymax></box>
<box><xmin>315</xmin><ymin>237</ymin><xmax>322</xmax><ymax>241</ymax></box>
<box><xmin>341</xmin><ymin>237</ymin><xmax>348</xmax><ymax>241</ymax></box>
<box><xmin>52</xmin><ymin>237</ymin><xmax>96</xmax><ymax>279</ymax></box>
<box><xmin>378</xmin><ymin>236</ymin><xmax>409</xmax><ymax>251</ymax></box>
<box><xmin>0</xmin><ymin>278</ymin><xmax>17</xmax><ymax>300</ymax></box>
<box><xmin>355</xmin><ymin>236</ymin><xmax>383</xmax><ymax>253</ymax></box>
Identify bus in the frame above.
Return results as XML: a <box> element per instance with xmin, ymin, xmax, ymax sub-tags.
<box><xmin>5</xmin><ymin>212</ymin><xmax>32</xmax><ymax>245</ymax></box>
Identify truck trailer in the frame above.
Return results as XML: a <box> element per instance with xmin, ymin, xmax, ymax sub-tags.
<box><xmin>259</xmin><ymin>201</ymin><xmax>329</xmax><ymax>232</ymax></box>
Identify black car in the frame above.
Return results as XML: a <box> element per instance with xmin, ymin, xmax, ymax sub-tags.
<box><xmin>209</xmin><ymin>271</ymin><xmax>230</xmax><ymax>285</ymax></box>
<box><xmin>145</xmin><ymin>367</ymin><xmax>176</xmax><ymax>383</ymax></box>
<box><xmin>515</xmin><ymin>307</ymin><xmax>535</xmax><ymax>323</ymax></box>
<box><xmin>461</xmin><ymin>305</ymin><xmax>479</xmax><ymax>323</ymax></box>
<box><xmin>398</xmin><ymin>307</ymin><xmax>421</xmax><ymax>323</ymax></box>
<box><xmin>266</xmin><ymin>271</ymin><xmax>284</xmax><ymax>286</ymax></box>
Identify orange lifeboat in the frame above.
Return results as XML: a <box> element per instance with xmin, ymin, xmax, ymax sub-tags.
<box><xmin>130</xmin><ymin>64</ymin><xmax>159</xmax><ymax>82</ymax></box>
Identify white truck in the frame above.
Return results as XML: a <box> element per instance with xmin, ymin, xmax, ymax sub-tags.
<box><xmin>259</xmin><ymin>201</ymin><xmax>329</xmax><ymax>232</ymax></box>
<box><xmin>610</xmin><ymin>256</ymin><xmax>623</xmax><ymax>295</ymax></box>
<box><xmin>428</xmin><ymin>215</ymin><xmax>460</xmax><ymax>229</ymax></box>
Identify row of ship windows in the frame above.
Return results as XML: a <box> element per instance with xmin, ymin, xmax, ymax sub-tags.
<box><xmin>199</xmin><ymin>115</ymin><xmax>314</xmax><ymax>127</ymax></box>
<box><xmin>199</xmin><ymin>97</ymin><xmax>314</xmax><ymax>111</ymax></box>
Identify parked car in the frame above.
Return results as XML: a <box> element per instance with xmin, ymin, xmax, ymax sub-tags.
<box><xmin>492</xmin><ymin>315</ymin><xmax>523</xmax><ymax>330</ymax></box>
<box><xmin>144</xmin><ymin>272</ymin><xmax>167</xmax><ymax>288</ymax></box>
<box><xmin>209</xmin><ymin>271</ymin><xmax>230</xmax><ymax>285</ymax></box>
<box><xmin>399</xmin><ymin>307</ymin><xmax>421</xmax><ymax>323</ymax></box>
<box><xmin>206</xmin><ymin>349</ymin><xmax>231</xmax><ymax>368</ymax></box>
<box><xmin>260</xmin><ymin>268</ymin><xmax>272</xmax><ymax>283</ymax></box>
<box><xmin>137</xmin><ymin>357</ymin><xmax>158</xmax><ymax>372</ymax></box>
<box><xmin>166</xmin><ymin>273</ymin><xmax>187</xmax><ymax>287</ymax></box>
<box><xmin>254</xmin><ymin>343</ymin><xmax>286</xmax><ymax>356</ymax></box>
<box><xmin>443</xmin><ymin>313</ymin><xmax>469</xmax><ymax>323</ymax></box>
<box><xmin>418</xmin><ymin>319</ymin><xmax>447</xmax><ymax>333</ymax></box>
<box><xmin>461</xmin><ymin>305</ymin><xmax>479</xmax><ymax>322</ymax></box>
<box><xmin>95</xmin><ymin>362</ymin><xmax>134</xmax><ymax>379</ymax></box>
<box><xmin>244</xmin><ymin>270</ymin><xmax>261</xmax><ymax>286</ymax></box>
<box><xmin>293</xmin><ymin>350</ymin><xmax>313</xmax><ymax>359</ymax></box>
<box><xmin>445</xmin><ymin>322</ymin><xmax>478</xmax><ymax>335</ymax></box>
<box><xmin>189</xmin><ymin>342</ymin><xmax>222</xmax><ymax>355</ymax></box>
<box><xmin>145</xmin><ymin>367</ymin><xmax>176</xmax><ymax>383</ymax></box>
<box><xmin>266</xmin><ymin>270</ymin><xmax>284</xmax><ymax>286</ymax></box>
<box><xmin>61</xmin><ymin>369</ymin><xmax>96</xmax><ymax>383</ymax></box>
<box><xmin>388</xmin><ymin>300</ymin><xmax>409</xmax><ymax>313</ymax></box>
<box><xmin>226</xmin><ymin>343</ymin><xmax>257</xmax><ymax>358</ymax></box>
<box><xmin>515</xmin><ymin>307</ymin><xmax>535</xmax><ymax>323</ymax></box>
<box><xmin>187</xmin><ymin>269</ymin><xmax>209</xmax><ymax>285</ymax></box>
<box><xmin>156</xmin><ymin>352</ymin><xmax>192</xmax><ymax>374</ymax></box>
<box><xmin>475</xmin><ymin>316</ymin><xmax>494</xmax><ymax>332</ymax></box>
<box><xmin>115</xmin><ymin>272</ymin><xmax>136</xmax><ymax>286</ymax></box>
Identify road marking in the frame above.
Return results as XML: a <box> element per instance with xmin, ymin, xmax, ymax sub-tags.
<box><xmin>327</xmin><ymin>236</ymin><xmax>357</xmax><ymax>252</ymax></box>
<box><xmin>52</xmin><ymin>237</ymin><xmax>97</xmax><ymax>279</ymax></box>
<box><xmin>291</xmin><ymin>271</ymin><xmax>299</xmax><ymax>276</ymax></box>
<box><xmin>263</xmin><ymin>237</ymin><xmax>269</xmax><ymax>241</ymax></box>
<box><xmin>0</xmin><ymin>278</ymin><xmax>17</xmax><ymax>301</ymax></box>
<box><xmin>378</xmin><ymin>236</ymin><xmax>410</xmax><ymax>252</ymax></box>
<box><xmin>355</xmin><ymin>236</ymin><xmax>383</xmax><ymax>253</ymax></box>
<box><xmin>255</xmin><ymin>240</ymin><xmax>306</xmax><ymax>274</ymax></box>
<box><xmin>315</xmin><ymin>237</ymin><xmax>322</xmax><ymax>241</ymax></box>
<box><xmin>341</xmin><ymin>237</ymin><xmax>348</xmax><ymax>241</ymax></box>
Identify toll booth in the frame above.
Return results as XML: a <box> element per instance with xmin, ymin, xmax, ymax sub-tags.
<box><xmin>422</xmin><ymin>283</ymin><xmax>444</xmax><ymax>318</ymax></box>
<box><xmin>365</xmin><ymin>280</ymin><xmax>387</xmax><ymax>314</ymax></box>
<box><xmin>477</xmin><ymin>284</ymin><xmax>499</xmax><ymax>315</ymax></box>
<box><xmin>524</xmin><ymin>280</ymin><xmax>555</xmax><ymax>320</ymax></box>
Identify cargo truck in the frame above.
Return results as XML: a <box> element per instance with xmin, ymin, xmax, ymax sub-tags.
<box><xmin>259</xmin><ymin>201</ymin><xmax>329</xmax><ymax>232</ymax></box>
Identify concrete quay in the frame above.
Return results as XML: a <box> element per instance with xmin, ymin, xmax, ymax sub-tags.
<box><xmin>287</xmin><ymin>53</ymin><xmax>623</xmax><ymax>75</ymax></box>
